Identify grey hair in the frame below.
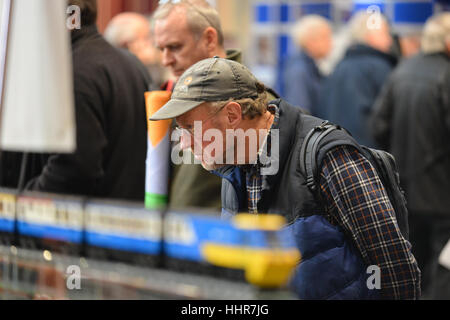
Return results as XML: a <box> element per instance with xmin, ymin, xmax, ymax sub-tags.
<box><xmin>209</xmin><ymin>83</ymin><xmax>269</xmax><ymax>120</ymax></box>
<box><xmin>349</xmin><ymin>11</ymin><xmax>389</xmax><ymax>44</ymax></box>
<box><xmin>104</xmin><ymin>20</ymin><xmax>139</xmax><ymax>47</ymax></box>
<box><xmin>421</xmin><ymin>12</ymin><xmax>450</xmax><ymax>54</ymax></box>
<box><xmin>291</xmin><ymin>15</ymin><xmax>331</xmax><ymax>48</ymax></box>
<box><xmin>153</xmin><ymin>0</ymin><xmax>224</xmax><ymax>46</ymax></box>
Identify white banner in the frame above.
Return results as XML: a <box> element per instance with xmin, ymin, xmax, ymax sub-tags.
<box><xmin>0</xmin><ymin>0</ymin><xmax>75</xmax><ymax>153</ymax></box>
<box><xmin>439</xmin><ymin>239</ymin><xmax>450</xmax><ymax>271</ymax></box>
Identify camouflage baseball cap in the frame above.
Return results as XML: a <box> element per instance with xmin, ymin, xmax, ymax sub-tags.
<box><xmin>150</xmin><ymin>57</ymin><xmax>260</xmax><ymax>120</ymax></box>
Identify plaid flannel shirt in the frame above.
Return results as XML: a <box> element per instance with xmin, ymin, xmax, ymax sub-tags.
<box><xmin>244</xmin><ymin>104</ymin><xmax>279</xmax><ymax>213</ymax></box>
<box><xmin>319</xmin><ymin>146</ymin><xmax>421</xmax><ymax>299</ymax></box>
<box><xmin>244</xmin><ymin>107</ymin><xmax>421</xmax><ymax>299</ymax></box>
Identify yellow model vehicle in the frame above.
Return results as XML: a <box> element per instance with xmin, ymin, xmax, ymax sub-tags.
<box><xmin>202</xmin><ymin>214</ymin><xmax>301</xmax><ymax>288</ymax></box>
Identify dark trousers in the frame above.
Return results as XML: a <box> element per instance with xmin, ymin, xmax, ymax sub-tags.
<box><xmin>409</xmin><ymin>212</ymin><xmax>450</xmax><ymax>299</ymax></box>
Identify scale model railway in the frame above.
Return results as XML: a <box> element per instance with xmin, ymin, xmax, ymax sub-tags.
<box><xmin>0</xmin><ymin>189</ymin><xmax>300</xmax><ymax>289</ymax></box>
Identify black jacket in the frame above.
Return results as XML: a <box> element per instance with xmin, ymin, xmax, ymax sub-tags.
<box><xmin>25</xmin><ymin>25</ymin><xmax>151</xmax><ymax>201</ymax></box>
<box><xmin>371</xmin><ymin>52</ymin><xmax>450</xmax><ymax>216</ymax></box>
<box><xmin>318</xmin><ymin>44</ymin><xmax>397</xmax><ymax>147</ymax></box>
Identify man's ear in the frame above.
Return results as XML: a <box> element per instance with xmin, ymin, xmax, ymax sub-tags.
<box><xmin>203</xmin><ymin>27</ymin><xmax>219</xmax><ymax>54</ymax></box>
<box><xmin>224</xmin><ymin>102</ymin><xmax>242</xmax><ymax>128</ymax></box>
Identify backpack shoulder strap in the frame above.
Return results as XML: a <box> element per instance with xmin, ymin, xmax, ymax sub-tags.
<box><xmin>299</xmin><ymin>121</ymin><xmax>339</xmax><ymax>193</ymax></box>
<box><xmin>266</xmin><ymin>86</ymin><xmax>281</xmax><ymax>100</ymax></box>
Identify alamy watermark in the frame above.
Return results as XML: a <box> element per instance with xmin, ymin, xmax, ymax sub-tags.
<box><xmin>66</xmin><ymin>265</ymin><xmax>81</xmax><ymax>290</ymax></box>
<box><xmin>63</xmin><ymin>262</ymin><xmax>380</xmax><ymax>291</ymax></box>
<box><xmin>367</xmin><ymin>265</ymin><xmax>381</xmax><ymax>290</ymax></box>
<box><xmin>170</xmin><ymin>122</ymin><xmax>280</xmax><ymax>176</ymax></box>
<box><xmin>65</xmin><ymin>4</ymin><xmax>383</xmax><ymax>32</ymax></box>
<box><xmin>66</xmin><ymin>5</ymin><xmax>81</xmax><ymax>30</ymax></box>
<box><xmin>367</xmin><ymin>5</ymin><xmax>382</xmax><ymax>30</ymax></box>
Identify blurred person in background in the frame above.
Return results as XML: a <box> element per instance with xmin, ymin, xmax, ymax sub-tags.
<box><xmin>281</xmin><ymin>15</ymin><xmax>333</xmax><ymax>115</ymax></box>
<box><xmin>104</xmin><ymin>12</ymin><xmax>170</xmax><ymax>89</ymax></box>
<box><xmin>152</xmin><ymin>0</ymin><xmax>278</xmax><ymax>210</ymax></box>
<box><xmin>371</xmin><ymin>12</ymin><xmax>450</xmax><ymax>299</ymax></box>
<box><xmin>24</xmin><ymin>0</ymin><xmax>152</xmax><ymax>201</ymax></box>
<box><xmin>391</xmin><ymin>32</ymin><xmax>421</xmax><ymax>60</ymax></box>
<box><xmin>318</xmin><ymin>11</ymin><xmax>397</xmax><ymax>147</ymax></box>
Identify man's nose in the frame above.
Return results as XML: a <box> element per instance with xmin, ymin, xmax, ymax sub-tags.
<box><xmin>161</xmin><ymin>49</ymin><xmax>175</xmax><ymax>67</ymax></box>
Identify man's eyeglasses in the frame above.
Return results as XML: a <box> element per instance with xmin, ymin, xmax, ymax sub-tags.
<box><xmin>174</xmin><ymin>102</ymin><xmax>228</xmax><ymax>138</ymax></box>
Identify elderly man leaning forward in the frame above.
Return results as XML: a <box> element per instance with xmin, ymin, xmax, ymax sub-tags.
<box><xmin>150</xmin><ymin>57</ymin><xmax>421</xmax><ymax>300</ymax></box>
<box><xmin>152</xmin><ymin>0</ymin><xmax>278</xmax><ymax>210</ymax></box>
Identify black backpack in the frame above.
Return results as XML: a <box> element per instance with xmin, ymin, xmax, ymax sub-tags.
<box><xmin>300</xmin><ymin>121</ymin><xmax>409</xmax><ymax>240</ymax></box>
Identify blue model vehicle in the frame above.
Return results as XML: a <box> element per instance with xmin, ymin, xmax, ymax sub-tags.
<box><xmin>84</xmin><ymin>201</ymin><xmax>162</xmax><ymax>265</ymax></box>
<box><xmin>163</xmin><ymin>211</ymin><xmax>238</xmax><ymax>262</ymax></box>
<box><xmin>15</xmin><ymin>192</ymin><xmax>84</xmax><ymax>253</ymax></box>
